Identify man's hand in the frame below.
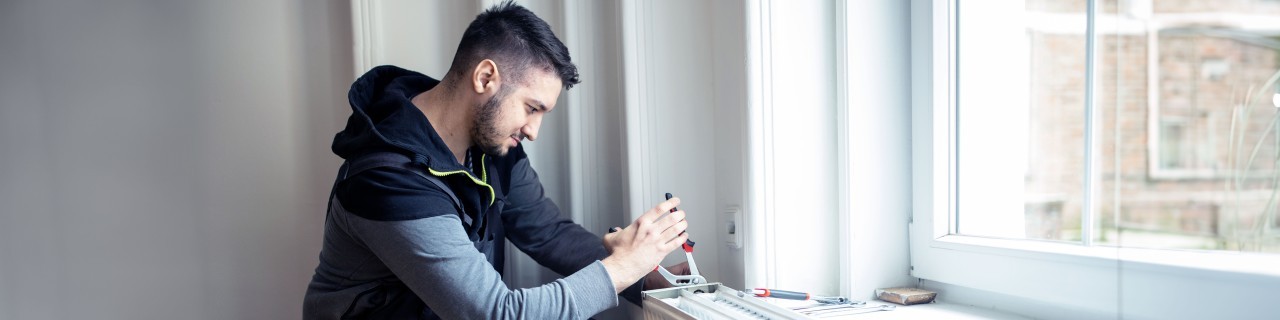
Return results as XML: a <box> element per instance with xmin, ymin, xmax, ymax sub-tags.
<box><xmin>600</xmin><ymin>197</ymin><xmax>689</xmax><ymax>293</ymax></box>
<box><xmin>642</xmin><ymin>262</ymin><xmax>690</xmax><ymax>290</ymax></box>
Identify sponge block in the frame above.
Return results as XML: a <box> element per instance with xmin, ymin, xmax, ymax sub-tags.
<box><xmin>875</xmin><ymin>287</ymin><xmax>937</xmax><ymax>305</ymax></box>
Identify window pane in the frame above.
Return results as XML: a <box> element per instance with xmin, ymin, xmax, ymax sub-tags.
<box><xmin>1096</xmin><ymin>0</ymin><xmax>1280</xmax><ymax>253</ymax></box>
<box><xmin>956</xmin><ymin>0</ymin><xmax>1087</xmax><ymax>241</ymax></box>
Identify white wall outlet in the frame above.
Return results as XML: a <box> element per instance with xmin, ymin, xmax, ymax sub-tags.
<box><xmin>724</xmin><ymin>206</ymin><xmax>742</xmax><ymax>248</ymax></box>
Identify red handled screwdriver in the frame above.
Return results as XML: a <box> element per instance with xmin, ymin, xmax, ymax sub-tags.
<box><xmin>752</xmin><ymin>288</ymin><xmax>852</xmax><ymax>305</ymax></box>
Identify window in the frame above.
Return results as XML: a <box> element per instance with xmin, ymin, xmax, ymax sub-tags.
<box><xmin>956</xmin><ymin>0</ymin><xmax>1280</xmax><ymax>253</ymax></box>
<box><xmin>910</xmin><ymin>0</ymin><xmax>1280</xmax><ymax>318</ymax></box>
<box><xmin>955</xmin><ymin>0</ymin><xmax>1087</xmax><ymax>242</ymax></box>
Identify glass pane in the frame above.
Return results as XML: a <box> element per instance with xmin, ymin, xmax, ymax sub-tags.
<box><xmin>956</xmin><ymin>0</ymin><xmax>1087</xmax><ymax>241</ymax></box>
<box><xmin>1096</xmin><ymin>0</ymin><xmax>1280</xmax><ymax>253</ymax></box>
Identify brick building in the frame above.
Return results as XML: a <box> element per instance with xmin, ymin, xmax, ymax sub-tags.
<box><xmin>1019</xmin><ymin>0</ymin><xmax>1280</xmax><ymax>252</ymax></box>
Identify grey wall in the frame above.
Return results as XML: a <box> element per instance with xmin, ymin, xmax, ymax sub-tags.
<box><xmin>0</xmin><ymin>1</ymin><xmax>352</xmax><ymax>319</ymax></box>
<box><xmin>630</xmin><ymin>0</ymin><xmax>723</xmax><ymax>284</ymax></box>
<box><xmin>710</xmin><ymin>0</ymin><xmax>751</xmax><ymax>292</ymax></box>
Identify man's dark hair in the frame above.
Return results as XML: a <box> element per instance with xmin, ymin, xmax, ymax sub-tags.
<box><xmin>447</xmin><ymin>0</ymin><xmax>580</xmax><ymax>90</ymax></box>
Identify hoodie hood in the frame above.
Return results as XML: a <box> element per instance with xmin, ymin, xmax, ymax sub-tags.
<box><xmin>332</xmin><ymin>65</ymin><xmax>470</xmax><ymax>173</ymax></box>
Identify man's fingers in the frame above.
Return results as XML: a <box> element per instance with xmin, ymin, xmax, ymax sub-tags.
<box><xmin>659</xmin><ymin>197</ymin><xmax>681</xmax><ymax>215</ymax></box>
<box><xmin>668</xmin><ymin>210</ymin><xmax>686</xmax><ymax>223</ymax></box>
<box><xmin>664</xmin><ymin>232</ymin><xmax>690</xmax><ymax>250</ymax></box>
<box><xmin>602</xmin><ymin>230</ymin><xmax>618</xmax><ymax>245</ymax></box>
<box><xmin>621</xmin><ymin>198</ymin><xmax>691</xmax><ymax>258</ymax></box>
<box><xmin>665</xmin><ymin>221</ymin><xmax>686</xmax><ymax>243</ymax></box>
<box><xmin>638</xmin><ymin>210</ymin><xmax>684</xmax><ymax>244</ymax></box>
<box><xmin>659</xmin><ymin>218</ymin><xmax>688</xmax><ymax>242</ymax></box>
<box><xmin>639</xmin><ymin>197</ymin><xmax>682</xmax><ymax>222</ymax></box>
<box><xmin>650</xmin><ymin>209</ymin><xmax>685</xmax><ymax>232</ymax></box>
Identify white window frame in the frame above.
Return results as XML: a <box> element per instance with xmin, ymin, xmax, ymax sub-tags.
<box><xmin>909</xmin><ymin>0</ymin><xmax>1280</xmax><ymax>318</ymax></box>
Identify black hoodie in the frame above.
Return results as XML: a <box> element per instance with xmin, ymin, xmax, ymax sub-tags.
<box><xmin>304</xmin><ymin>66</ymin><xmax>642</xmax><ymax>319</ymax></box>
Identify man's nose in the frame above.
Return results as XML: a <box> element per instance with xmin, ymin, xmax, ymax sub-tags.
<box><xmin>522</xmin><ymin>118</ymin><xmax>540</xmax><ymax>142</ymax></box>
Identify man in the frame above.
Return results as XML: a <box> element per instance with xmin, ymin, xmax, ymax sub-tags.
<box><xmin>303</xmin><ymin>2</ymin><xmax>690</xmax><ymax>319</ymax></box>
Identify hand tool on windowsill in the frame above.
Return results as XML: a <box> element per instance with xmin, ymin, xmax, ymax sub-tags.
<box><xmin>750</xmin><ymin>288</ymin><xmax>861</xmax><ymax>306</ymax></box>
<box><xmin>801</xmin><ymin>304</ymin><xmax>897</xmax><ymax>317</ymax></box>
<box><xmin>791</xmin><ymin>301</ymin><xmax>880</xmax><ymax>313</ymax></box>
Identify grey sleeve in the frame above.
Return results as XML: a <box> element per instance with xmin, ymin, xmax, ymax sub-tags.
<box><xmin>342</xmin><ymin>213</ymin><xmax>619</xmax><ymax>319</ymax></box>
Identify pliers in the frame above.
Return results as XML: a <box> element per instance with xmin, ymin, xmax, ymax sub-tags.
<box><xmin>654</xmin><ymin>192</ymin><xmax>706</xmax><ymax>287</ymax></box>
<box><xmin>654</xmin><ymin>239</ymin><xmax>707</xmax><ymax>286</ymax></box>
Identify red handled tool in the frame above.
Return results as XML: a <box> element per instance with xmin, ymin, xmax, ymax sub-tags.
<box><xmin>654</xmin><ymin>238</ymin><xmax>705</xmax><ymax>286</ymax></box>
<box><xmin>654</xmin><ymin>192</ymin><xmax>705</xmax><ymax>286</ymax></box>
<box><xmin>752</xmin><ymin>288</ymin><xmax>855</xmax><ymax>305</ymax></box>
<box><xmin>615</xmin><ymin>193</ymin><xmax>705</xmax><ymax>287</ymax></box>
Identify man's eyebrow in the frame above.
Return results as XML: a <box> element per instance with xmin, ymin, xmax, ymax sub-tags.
<box><xmin>531</xmin><ymin>99</ymin><xmax>548</xmax><ymax>112</ymax></box>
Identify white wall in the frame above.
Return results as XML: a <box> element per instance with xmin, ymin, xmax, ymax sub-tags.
<box><xmin>841</xmin><ymin>0</ymin><xmax>917</xmax><ymax>300</ymax></box>
<box><xmin>352</xmin><ymin>0</ymin><xmax>475</xmax><ymax>77</ymax></box>
<box><xmin>739</xmin><ymin>0</ymin><xmax>917</xmax><ymax>301</ymax></box>
<box><xmin>558</xmin><ymin>0</ymin><xmax>627</xmax><ymax>251</ymax></box>
<box><xmin>710</xmin><ymin>0</ymin><xmax>752</xmax><ymax>292</ymax></box>
<box><xmin>620</xmin><ymin>0</ymin><xmax>726</xmax><ymax>287</ymax></box>
<box><xmin>756</xmin><ymin>0</ymin><xmax>843</xmax><ymax>295</ymax></box>
<box><xmin>0</xmin><ymin>0</ymin><xmax>351</xmax><ymax>319</ymax></box>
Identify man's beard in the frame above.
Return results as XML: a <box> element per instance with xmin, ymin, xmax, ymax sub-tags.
<box><xmin>472</xmin><ymin>87</ymin><xmax>518</xmax><ymax>156</ymax></box>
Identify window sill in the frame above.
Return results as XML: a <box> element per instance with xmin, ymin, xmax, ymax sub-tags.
<box><xmin>933</xmin><ymin>234</ymin><xmax>1280</xmax><ymax>280</ymax></box>
<box><xmin>767</xmin><ymin>298</ymin><xmax>1030</xmax><ymax>320</ymax></box>
<box><xmin>914</xmin><ymin>234</ymin><xmax>1280</xmax><ymax>318</ymax></box>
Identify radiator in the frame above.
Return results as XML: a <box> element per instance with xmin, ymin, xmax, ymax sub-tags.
<box><xmin>641</xmin><ymin>283</ymin><xmax>814</xmax><ymax>320</ymax></box>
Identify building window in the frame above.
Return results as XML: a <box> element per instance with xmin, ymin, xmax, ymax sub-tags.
<box><xmin>956</xmin><ymin>0</ymin><xmax>1280</xmax><ymax>252</ymax></box>
<box><xmin>911</xmin><ymin>1</ymin><xmax>1280</xmax><ymax>317</ymax></box>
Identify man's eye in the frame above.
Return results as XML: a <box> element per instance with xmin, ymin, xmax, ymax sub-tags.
<box><xmin>528</xmin><ymin>106</ymin><xmax>537</xmax><ymax>113</ymax></box>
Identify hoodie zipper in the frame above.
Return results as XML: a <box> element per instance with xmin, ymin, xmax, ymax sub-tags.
<box><xmin>426</xmin><ymin>154</ymin><xmax>495</xmax><ymax>206</ymax></box>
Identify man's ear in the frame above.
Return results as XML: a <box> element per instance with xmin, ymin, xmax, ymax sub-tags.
<box><xmin>471</xmin><ymin>59</ymin><xmax>501</xmax><ymax>94</ymax></box>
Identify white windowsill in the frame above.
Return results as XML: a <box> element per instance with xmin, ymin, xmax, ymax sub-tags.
<box><xmin>932</xmin><ymin>234</ymin><xmax>1280</xmax><ymax>280</ymax></box>
<box><xmin>767</xmin><ymin>298</ymin><xmax>1029</xmax><ymax>320</ymax></box>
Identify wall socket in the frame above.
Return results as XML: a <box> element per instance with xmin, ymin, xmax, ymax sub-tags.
<box><xmin>723</xmin><ymin>206</ymin><xmax>742</xmax><ymax>248</ymax></box>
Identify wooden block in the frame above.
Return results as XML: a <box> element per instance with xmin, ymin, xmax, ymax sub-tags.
<box><xmin>875</xmin><ymin>287</ymin><xmax>937</xmax><ymax>305</ymax></box>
